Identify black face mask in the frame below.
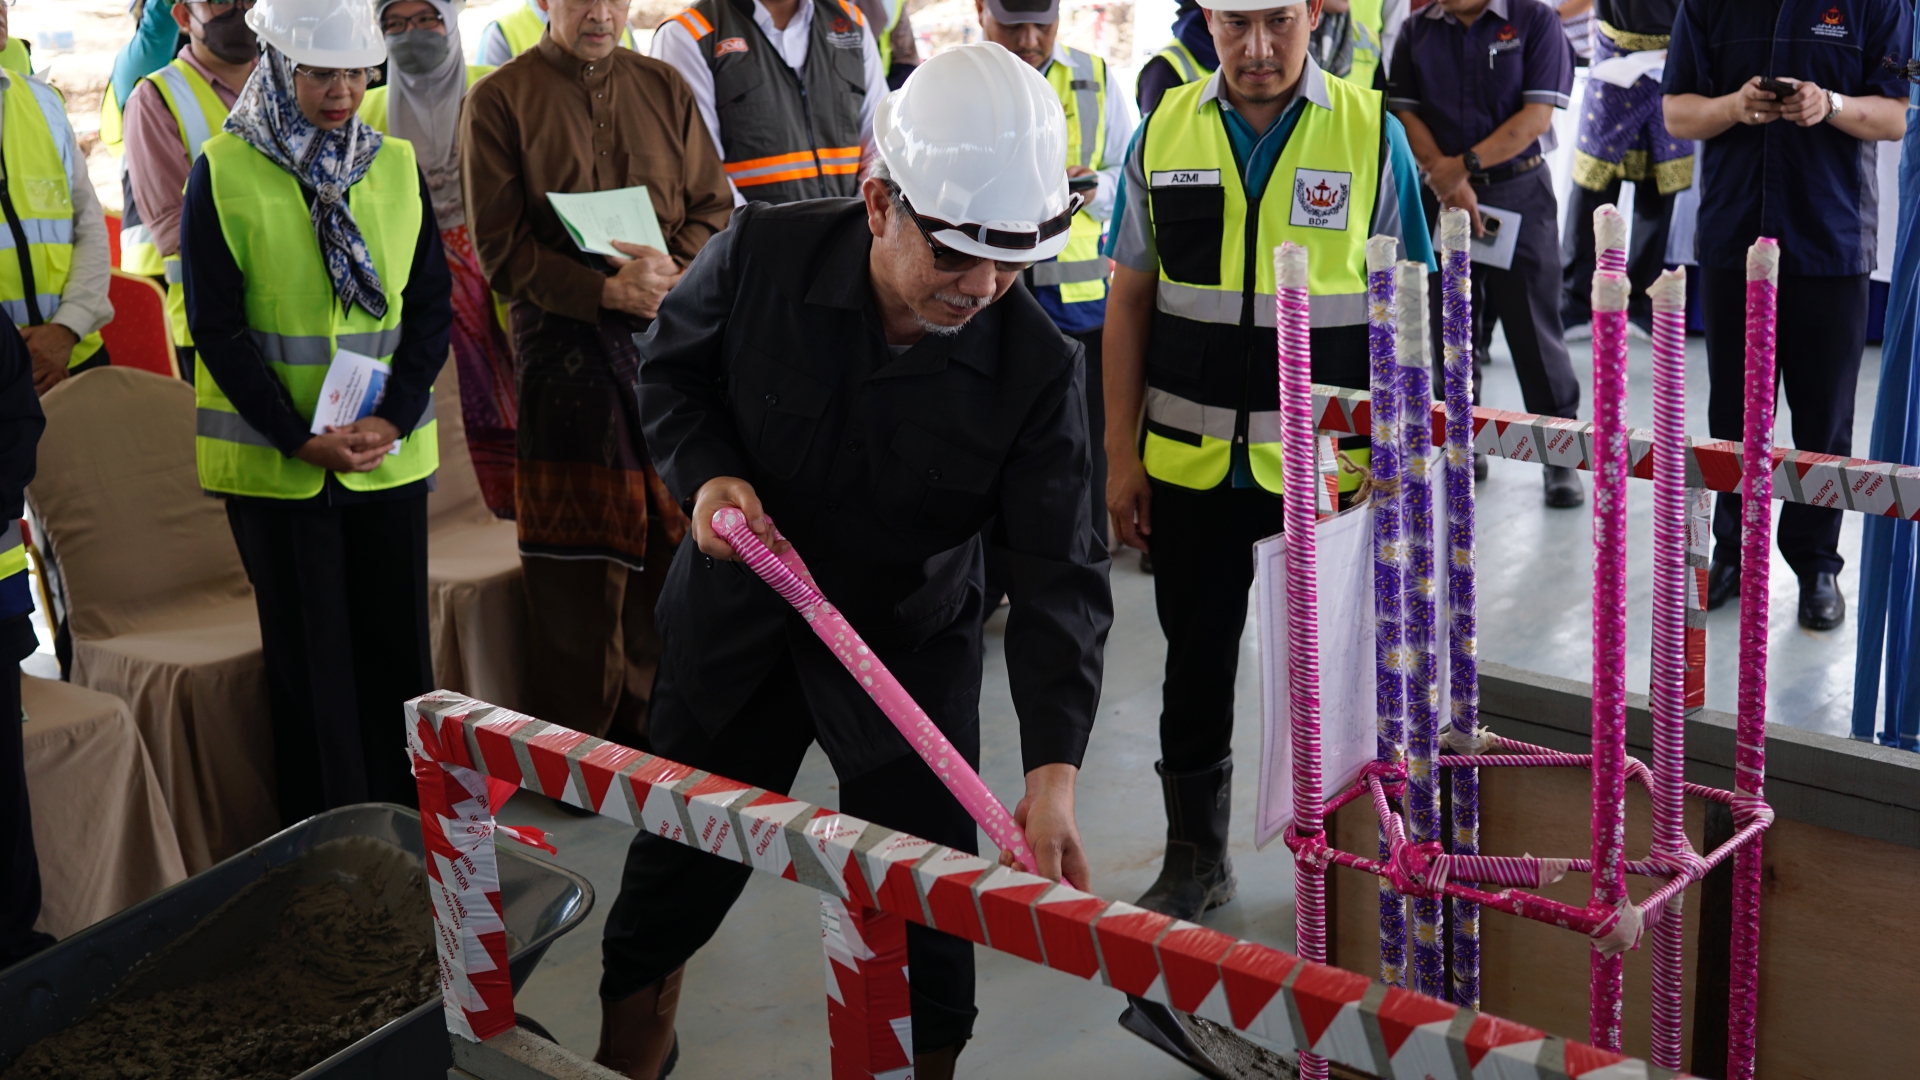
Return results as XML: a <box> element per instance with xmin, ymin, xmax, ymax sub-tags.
<box><xmin>196</xmin><ymin>8</ymin><xmax>259</xmax><ymax>66</ymax></box>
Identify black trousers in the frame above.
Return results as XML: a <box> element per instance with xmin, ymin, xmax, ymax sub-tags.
<box><xmin>1700</xmin><ymin>267</ymin><xmax>1868</xmax><ymax>578</ymax></box>
<box><xmin>600</xmin><ymin>653</ymin><xmax>981</xmax><ymax>1054</ymax></box>
<box><xmin>1561</xmin><ymin>178</ymin><xmax>1675</xmax><ymax>329</ymax></box>
<box><xmin>1426</xmin><ymin>168</ymin><xmax>1581</xmax><ymax>420</ymax></box>
<box><xmin>1146</xmin><ymin>479</ymin><xmax>1285</xmax><ymax>772</ymax></box>
<box><xmin>226</xmin><ymin>494</ymin><xmax>432</xmax><ymax>824</ymax></box>
<box><xmin>1</xmin><ymin>658</ymin><xmax>53</xmax><ymax>965</ymax></box>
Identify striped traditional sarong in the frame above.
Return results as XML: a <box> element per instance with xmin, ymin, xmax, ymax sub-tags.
<box><xmin>1572</xmin><ymin>25</ymin><xmax>1694</xmax><ymax>196</ymax></box>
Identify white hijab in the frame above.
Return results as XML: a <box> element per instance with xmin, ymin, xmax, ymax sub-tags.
<box><xmin>381</xmin><ymin>0</ymin><xmax>468</xmax><ymax>228</ymax></box>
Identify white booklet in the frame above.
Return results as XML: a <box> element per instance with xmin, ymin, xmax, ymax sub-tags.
<box><xmin>311</xmin><ymin>347</ymin><xmax>399</xmax><ymax>454</ymax></box>
<box><xmin>1468</xmin><ymin>203</ymin><xmax>1522</xmax><ymax>271</ymax></box>
<box><xmin>547</xmin><ymin>186</ymin><xmax>668</xmax><ymax>257</ymax></box>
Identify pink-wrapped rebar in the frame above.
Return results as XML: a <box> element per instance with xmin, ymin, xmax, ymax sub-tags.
<box><xmin>1595</xmin><ymin>204</ymin><xmax>1628</xmax><ymax>277</ymax></box>
<box><xmin>1276</xmin><ymin>242</ymin><xmax>1328</xmax><ymax>1080</ymax></box>
<box><xmin>1588</xmin><ymin>269</ymin><xmax>1631</xmax><ymax>1051</ymax></box>
<box><xmin>709</xmin><ymin>508</ymin><xmax>1037</xmax><ymax>874</ymax></box>
<box><xmin>1646</xmin><ymin>268</ymin><xmax>1691</xmax><ymax>1071</ymax></box>
<box><xmin>1365</xmin><ymin>235</ymin><xmax>1410</xmax><ymax>988</ymax></box>
<box><xmin>1728</xmin><ymin>239</ymin><xmax>1779</xmax><ymax>1080</ymax></box>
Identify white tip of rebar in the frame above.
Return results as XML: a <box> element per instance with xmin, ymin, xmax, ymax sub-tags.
<box><xmin>1393</xmin><ymin>261</ymin><xmax>1427</xmax><ymax>368</ymax></box>
<box><xmin>1647</xmin><ymin>267</ymin><xmax>1687</xmax><ymax>314</ymax></box>
<box><xmin>1366</xmin><ymin>235</ymin><xmax>1398</xmax><ymax>273</ymax></box>
<box><xmin>1439</xmin><ymin>208</ymin><xmax>1471</xmax><ymax>254</ymax></box>
<box><xmin>1594</xmin><ymin>204</ymin><xmax>1627</xmax><ymax>255</ymax></box>
<box><xmin>1747</xmin><ymin>238</ymin><xmax>1780</xmax><ymax>284</ymax></box>
<box><xmin>1591</xmin><ymin>271</ymin><xmax>1629</xmax><ymax>314</ymax></box>
<box><xmin>1276</xmin><ymin>241</ymin><xmax>1308</xmax><ymax>289</ymax></box>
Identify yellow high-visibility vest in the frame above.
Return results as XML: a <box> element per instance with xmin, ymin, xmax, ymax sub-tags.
<box><xmin>195</xmin><ymin>132</ymin><xmax>437</xmax><ymax>498</ymax></box>
<box><xmin>134</xmin><ymin>58</ymin><xmax>231</xmax><ymax>346</ymax></box>
<box><xmin>0</xmin><ymin>72</ymin><xmax>106</xmax><ymax>370</ymax></box>
<box><xmin>1032</xmin><ymin>48</ymin><xmax>1110</xmax><ymax>307</ymax></box>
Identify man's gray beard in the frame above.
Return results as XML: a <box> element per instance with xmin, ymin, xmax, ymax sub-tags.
<box><xmin>912</xmin><ymin>292</ymin><xmax>989</xmax><ymax>337</ymax></box>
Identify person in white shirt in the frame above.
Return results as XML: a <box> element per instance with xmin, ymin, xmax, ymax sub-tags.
<box><xmin>650</xmin><ymin>0</ymin><xmax>889</xmax><ymax>206</ymax></box>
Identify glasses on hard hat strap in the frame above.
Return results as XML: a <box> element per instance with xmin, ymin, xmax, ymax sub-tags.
<box><xmin>898</xmin><ymin>191</ymin><xmax>1082</xmax><ymax>275</ymax></box>
<box><xmin>294</xmin><ymin>66</ymin><xmax>377</xmax><ymax>87</ymax></box>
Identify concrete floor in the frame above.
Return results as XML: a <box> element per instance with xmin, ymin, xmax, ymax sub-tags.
<box><xmin>499</xmin><ymin>328</ymin><xmax>1886</xmax><ymax>1076</ymax></box>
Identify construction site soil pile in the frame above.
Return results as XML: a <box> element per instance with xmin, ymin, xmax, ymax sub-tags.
<box><xmin>3</xmin><ymin>838</ymin><xmax>437</xmax><ymax>1080</ymax></box>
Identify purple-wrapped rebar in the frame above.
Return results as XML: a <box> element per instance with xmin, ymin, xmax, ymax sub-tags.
<box><xmin>1727</xmin><ymin>239</ymin><xmax>1778</xmax><ymax>1080</ymax></box>
<box><xmin>1277</xmin><ymin>243</ymin><xmax>1329</xmax><ymax>1080</ymax></box>
<box><xmin>1588</xmin><ymin>270</ymin><xmax>1631</xmax><ymax>1051</ymax></box>
<box><xmin>1437</xmin><ymin>209</ymin><xmax>1481</xmax><ymax>1010</ymax></box>
<box><xmin>1367</xmin><ymin>236</ymin><xmax>1409</xmax><ymax>989</ymax></box>
<box><xmin>1646</xmin><ymin>267</ymin><xmax>1691</xmax><ymax>1070</ymax></box>
<box><xmin>1395</xmin><ymin>261</ymin><xmax>1443</xmax><ymax>1000</ymax></box>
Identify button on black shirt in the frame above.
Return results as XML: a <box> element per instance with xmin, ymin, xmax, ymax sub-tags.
<box><xmin>637</xmin><ymin>200</ymin><xmax>1113</xmax><ymax>778</ymax></box>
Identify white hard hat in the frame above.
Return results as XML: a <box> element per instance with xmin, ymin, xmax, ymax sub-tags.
<box><xmin>1199</xmin><ymin>0</ymin><xmax>1306</xmax><ymax>12</ymax></box>
<box><xmin>246</xmin><ymin>0</ymin><xmax>389</xmax><ymax>68</ymax></box>
<box><xmin>873</xmin><ymin>43</ymin><xmax>1080</xmax><ymax>262</ymax></box>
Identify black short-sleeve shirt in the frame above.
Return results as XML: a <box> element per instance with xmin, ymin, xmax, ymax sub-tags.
<box><xmin>1387</xmin><ymin>0</ymin><xmax>1574</xmax><ymax>162</ymax></box>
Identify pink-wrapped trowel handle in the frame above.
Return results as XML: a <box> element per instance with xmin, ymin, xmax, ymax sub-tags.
<box><xmin>710</xmin><ymin>508</ymin><xmax>1038</xmax><ymax>874</ymax></box>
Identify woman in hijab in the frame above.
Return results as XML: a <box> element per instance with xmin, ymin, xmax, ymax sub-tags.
<box><xmin>179</xmin><ymin>0</ymin><xmax>452</xmax><ymax>824</ymax></box>
<box><xmin>362</xmin><ymin>0</ymin><xmax>518</xmax><ymax>518</ymax></box>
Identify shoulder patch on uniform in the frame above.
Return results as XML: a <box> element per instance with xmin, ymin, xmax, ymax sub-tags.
<box><xmin>1149</xmin><ymin>169</ymin><xmax>1221</xmax><ymax>187</ymax></box>
<box><xmin>716</xmin><ymin>36</ymin><xmax>749</xmax><ymax>55</ymax></box>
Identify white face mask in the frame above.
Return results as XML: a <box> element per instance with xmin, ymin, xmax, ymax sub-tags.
<box><xmin>386</xmin><ymin>28</ymin><xmax>452</xmax><ymax>75</ymax></box>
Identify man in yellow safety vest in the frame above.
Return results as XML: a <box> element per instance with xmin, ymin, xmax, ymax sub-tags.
<box><xmin>477</xmin><ymin>0</ymin><xmax>634</xmax><ymax>63</ymax></box>
<box><xmin>975</xmin><ymin>0</ymin><xmax>1135</xmax><ymax>550</ymax></box>
<box><xmin>1102</xmin><ymin>0</ymin><xmax>1432</xmax><ymax>922</ymax></box>
<box><xmin>0</xmin><ymin>5</ymin><xmax>114</xmax><ymax>395</ymax></box>
<box><xmin>1137</xmin><ymin>0</ymin><xmax>1219</xmax><ymax>114</ymax></box>
<box><xmin>123</xmin><ymin>0</ymin><xmax>259</xmax><ymax>379</ymax></box>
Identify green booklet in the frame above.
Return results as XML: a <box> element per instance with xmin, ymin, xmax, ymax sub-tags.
<box><xmin>546</xmin><ymin>185</ymin><xmax>668</xmax><ymax>257</ymax></box>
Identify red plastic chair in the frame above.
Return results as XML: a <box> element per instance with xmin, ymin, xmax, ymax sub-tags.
<box><xmin>104</xmin><ymin>211</ymin><xmax>122</xmax><ymax>270</ymax></box>
<box><xmin>102</xmin><ymin>270</ymin><xmax>178</xmax><ymax>378</ymax></box>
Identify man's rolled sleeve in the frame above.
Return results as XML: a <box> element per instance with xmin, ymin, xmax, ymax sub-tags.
<box><xmin>993</xmin><ymin>345</ymin><xmax>1112</xmax><ymax>772</ymax></box>
<box><xmin>1521</xmin><ymin>5</ymin><xmax>1574</xmax><ymax>109</ymax></box>
<box><xmin>636</xmin><ymin>207</ymin><xmax>754</xmax><ymax>505</ymax></box>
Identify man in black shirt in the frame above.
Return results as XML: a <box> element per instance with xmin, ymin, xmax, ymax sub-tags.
<box><xmin>601</xmin><ymin>45</ymin><xmax>1111</xmax><ymax>1080</ymax></box>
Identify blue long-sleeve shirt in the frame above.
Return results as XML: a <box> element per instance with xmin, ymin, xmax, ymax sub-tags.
<box><xmin>110</xmin><ymin>1</ymin><xmax>184</xmax><ymax>111</ymax></box>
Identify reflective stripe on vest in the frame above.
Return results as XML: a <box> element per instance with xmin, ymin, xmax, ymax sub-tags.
<box><xmin>1036</xmin><ymin>48</ymin><xmax>1109</xmax><ymax>305</ymax></box>
<box><xmin>499</xmin><ymin>3</ymin><xmax>632</xmax><ymax>55</ymax></box>
<box><xmin>0</xmin><ymin>73</ymin><xmax>105</xmax><ymax>370</ymax></box>
<box><xmin>690</xmin><ymin>0</ymin><xmax>867</xmax><ymax>204</ymax></box>
<box><xmin>144</xmin><ymin>59</ymin><xmax>232</xmax><ymax>348</ymax></box>
<box><xmin>1137</xmin><ymin>74</ymin><xmax>1382</xmax><ymax>494</ymax></box>
<box><xmin>196</xmin><ymin>132</ymin><xmax>436</xmax><ymax>498</ymax></box>
<box><xmin>1345</xmin><ymin>21</ymin><xmax>1382</xmax><ymax>89</ymax></box>
<box><xmin>1154</xmin><ymin>40</ymin><xmax>1206</xmax><ymax>85</ymax></box>
<box><xmin>0</xmin><ymin>519</ymin><xmax>29</xmax><ymax>622</ymax></box>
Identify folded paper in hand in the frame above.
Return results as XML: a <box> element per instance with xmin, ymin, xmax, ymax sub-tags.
<box><xmin>547</xmin><ymin>186</ymin><xmax>668</xmax><ymax>257</ymax></box>
<box><xmin>312</xmin><ymin>347</ymin><xmax>399</xmax><ymax>454</ymax></box>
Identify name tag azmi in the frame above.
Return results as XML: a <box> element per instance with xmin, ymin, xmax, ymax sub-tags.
<box><xmin>1150</xmin><ymin>169</ymin><xmax>1222</xmax><ymax>187</ymax></box>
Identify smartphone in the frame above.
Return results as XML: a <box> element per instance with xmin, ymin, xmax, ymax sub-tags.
<box><xmin>1068</xmin><ymin>174</ymin><xmax>1099</xmax><ymax>193</ymax></box>
<box><xmin>1756</xmin><ymin>77</ymin><xmax>1796</xmax><ymax>99</ymax></box>
<box><xmin>1480</xmin><ymin>216</ymin><xmax>1504</xmax><ymax>242</ymax></box>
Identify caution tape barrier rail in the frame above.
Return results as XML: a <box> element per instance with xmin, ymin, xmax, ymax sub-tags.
<box><xmin>406</xmin><ymin>691</ymin><xmax>1688</xmax><ymax>1080</ymax></box>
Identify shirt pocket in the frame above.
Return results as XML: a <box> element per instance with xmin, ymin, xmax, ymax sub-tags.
<box><xmin>876</xmin><ymin>421</ymin><xmax>998</xmax><ymax>535</ymax></box>
<box><xmin>734</xmin><ymin>348</ymin><xmax>831</xmax><ymax>481</ymax></box>
<box><xmin>1149</xmin><ymin>183</ymin><xmax>1225</xmax><ymax>286</ymax></box>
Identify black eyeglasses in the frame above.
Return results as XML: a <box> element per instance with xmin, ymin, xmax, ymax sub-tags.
<box><xmin>382</xmin><ymin>11</ymin><xmax>447</xmax><ymax>34</ymax></box>
<box><xmin>891</xmin><ymin>188</ymin><xmax>1082</xmax><ymax>275</ymax></box>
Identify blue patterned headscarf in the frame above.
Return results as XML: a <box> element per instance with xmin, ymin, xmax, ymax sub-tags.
<box><xmin>224</xmin><ymin>47</ymin><xmax>390</xmax><ymax>319</ymax></box>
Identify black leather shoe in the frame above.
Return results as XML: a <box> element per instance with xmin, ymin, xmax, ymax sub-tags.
<box><xmin>1543</xmin><ymin>465</ymin><xmax>1584</xmax><ymax>508</ymax></box>
<box><xmin>1474</xmin><ymin>452</ymin><xmax>1489</xmax><ymax>482</ymax></box>
<box><xmin>1705</xmin><ymin>562</ymin><xmax>1739</xmax><ymax>611</ymax></box>
<box><xmin>1798</xmin><ymin>572</ymin><xmax>1845</xmax><ymax>630</ymax></box>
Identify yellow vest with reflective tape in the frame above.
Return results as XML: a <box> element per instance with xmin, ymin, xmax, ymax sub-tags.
<box><xmin>1347</xmin><ymin>0</ymin><xmax>1384</xmax><ymax>88</ymax></box>
<box><xmin>1034</xmin><ymin>48</ymin><xmax>1109</xmax><ymax>307</ymax></box>
<box><xmin>0</xmin><ymin>518</ymin><xmax>30</xmax><ymax>621</ymax></box>
<box><xmin>1153</xmin><ymin>39</ymin><xmax>1208</xmax><ymax>87</ymax></box>
<box><xmin>0</xmin><ymin>73</ymin><xmax>105</xmax><ymax>370</ymax></box>
<box><xmin>495</xmin><ymin>4</ymin><xmax>634</xmax><ymax>55</ymax></box>
<box><xmin>138</xmin><ymin>58</ymin><xmax>231</xmax><ymax>347</ymax></box>
<box><xmin>874</xmin><ymin>0</ymin><xmax>906</xmax><ymax>70</ymax></box>
<box><xmin>1138</xmin><ymin>74</ymin><xmax>1380</xmax><ymax>494</ymax></box>
<box><xmin>195</xmin><ymin>132</ymin><xmax>437</xmax><ymax>498</ymax></box>
<box><xmin>0</xmin><ymin>40</ymin><xmax>29</xmax><ymax>79</ymax></box>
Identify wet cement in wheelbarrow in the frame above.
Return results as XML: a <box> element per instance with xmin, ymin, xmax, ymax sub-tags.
<box><xmin>4</xmin><ymin>836</ymin><xmax>440</xmax><ymax>1080</ymax></box>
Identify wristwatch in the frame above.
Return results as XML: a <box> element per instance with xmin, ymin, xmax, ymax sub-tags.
<box><xmin>1463</xmin><ymin>150</ymin><xmax>1483</xmax><ymax>175</ymax></box>
<box><xmin>1827</xmin><ymin>89</ymin><xmax>1845</xmax><ymax>123</ymax></box>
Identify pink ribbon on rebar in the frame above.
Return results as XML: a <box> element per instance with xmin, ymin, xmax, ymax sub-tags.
<box><xmin>709</xmin><ymin>509</ymin><xmax>1038</xmax><ymax>874</ymax></box>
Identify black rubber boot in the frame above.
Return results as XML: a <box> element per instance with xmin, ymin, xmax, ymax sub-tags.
<box><xmin>1135</xmin><ymin>758</ymin><xmax>1237</xmax><ymax>921</ymax></box>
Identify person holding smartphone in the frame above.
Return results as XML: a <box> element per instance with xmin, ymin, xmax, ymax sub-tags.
<box><xmin>1389</xmin><ymin>0</ymin><xmax>1584</xmax><ymax>506</ymax></box>
<box><xmin>1662</xmin><ymin>0</ymin><xmax>1911</xmax><ymax>630</ymax></box>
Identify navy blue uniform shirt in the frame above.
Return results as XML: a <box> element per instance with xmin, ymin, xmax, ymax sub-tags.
<box><xmin>1387</xmin><ymin>0</ymin><xmax>1574</xmax><ymax>162</ymax></box>
<box><xmin>1663</xmin><ymin>0</ymin><xmax>1911</xmax><ymax>276</ymax></box>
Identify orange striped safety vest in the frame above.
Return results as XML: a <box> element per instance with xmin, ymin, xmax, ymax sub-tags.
<box><xmin>664</xmin><ymin>0</ymin><xmax>869</xmax><ymax>203</ymax></box>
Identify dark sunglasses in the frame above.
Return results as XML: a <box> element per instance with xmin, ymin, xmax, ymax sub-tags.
<box><xmin>894</xmin><ymin>190</ymin><xmax>1082</xmax><ymax>275</ymax></box>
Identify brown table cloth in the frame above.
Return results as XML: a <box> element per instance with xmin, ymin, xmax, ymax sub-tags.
<box><xmin>22</xmin><ymin>675</ymin><xmax>187</xmax><ymax>939</ymax></box>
